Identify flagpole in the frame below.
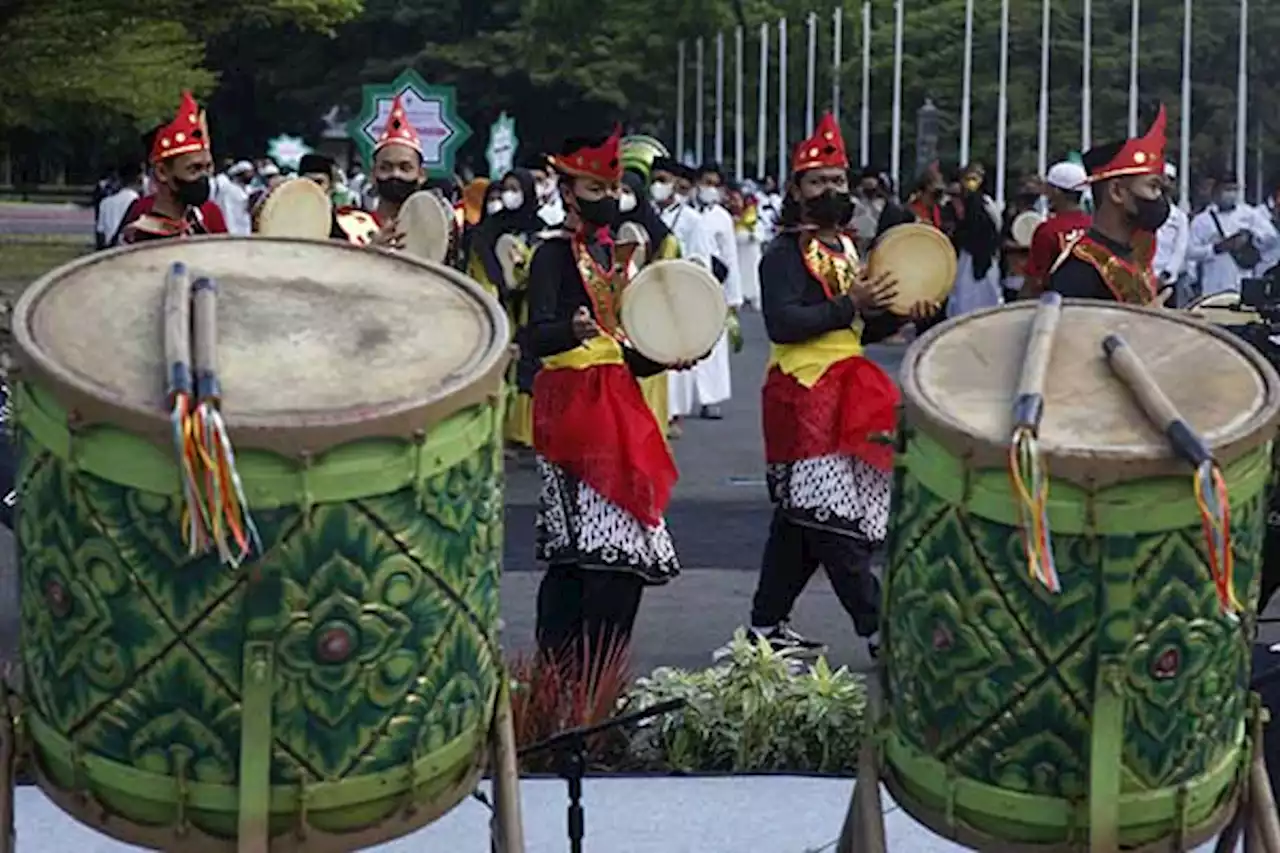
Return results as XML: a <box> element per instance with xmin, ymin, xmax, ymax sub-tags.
<box><xmin>833</xmin><ymin>6</ymin><xmax>843</xmax><ymax>123</ymax></box>
<box><xmin>677</xmin><ymin>41</ymin><xmax>686</xmax><ymax>160</ymax></box>
<box><xmin>995</xmin><ymin>0</ymin><xmax>1010</xmax><ymax>205</ymax></box>
<box><xmin>1082</xmin><ymin>0</ymin><xmax>1092</xmax><ymax>149</ymax></box>
<box><xmin>715</xmin><ymin>32</ymin><xmax>725</xmax><ymax>165</ymax></box>
<box><xmin>960</xmin><ymin>0</ymin><xmax>975</xmax><ymax>166</ymax></box>
<box><xmin>735</xmin><ymin>26</ymin><xmax>745</xmax><ymax>182</ymax></box>
<box><xmin>758</xmin><ymin>22</ymin><xmax>769</xmax><ymax>180</ymax></box>
<box><xmin>1179</xmin><ymin>0</ymin><xmax>1191</xmax><ymax>208</ymax></box>
<box><xmin>1237</xmin><ymin>0</ymin><xmax>1248</xmax><ymax>188</ymax></box>
<box><xmin>1037</xmin><ymin>0</ymin><xmax>1050</xmax><ymax>177</ymax></box>
<box><xmin>779</xmin><ymin>18</ymin><xmax>788</xmax><ymax>181</ymax></box>
<box><xmin>891</xmin><ymin>0</ymin><xmax>904</xmax><ymax>190</ymax></box>
<box><xmin>695</xmin><ymin>37</ymin><xmax>705</xmax><ymax>164</ymax></box>
<box><xmin>1128</xmin><ymin>0</ymin><xmax>1140</xmax><ymax>137</ymax></box>
<box><xmin>806</xmin><ymin>13</ymin><xmax>817</xmax><ymax>134</ymax></box>
<box><xmin>860</xmin><ymin>2</ymin><xmax>872</xmax><ymax>167</ymax></box>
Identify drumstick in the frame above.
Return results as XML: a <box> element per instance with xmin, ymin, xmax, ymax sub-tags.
<box><xmin>163</xmin><ymin>262</ymin><xmax>193</xmax><ymax>404</ymax></box>
<box><xmin>1101</xmin><ymin>334</ymin><xmax>1210</xmax><ymax>467</ymax></box>
<box><xmin>192</xmin><ymin>277</ymin><xmax>220</xmax><ymax>404</ymax></box>
<box><xmin>1011</xmin><ymin>292</ymin><xmax>1062</xmax><ymax>436</ymax></box>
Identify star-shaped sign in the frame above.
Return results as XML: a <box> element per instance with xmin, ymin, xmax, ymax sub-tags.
<box><xmin>267</xmin><ymin>135</ymin><xmax>313</xmax><ymax>171</ymax></box>
<box><xmin>347</xmin><ymin>69</ymin><xmax>472</xmax><ymax>177</ymax></box>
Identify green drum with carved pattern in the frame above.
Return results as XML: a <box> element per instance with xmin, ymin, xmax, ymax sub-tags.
<box><xmin>10</xmin><ymin>237</ymin><xmax>511</xmax><ymax>851</ymax></box>
<box><xmin>883</xmin><ymin>300</ymin><xmax>1280</xmax><ymax>851</ymax></box>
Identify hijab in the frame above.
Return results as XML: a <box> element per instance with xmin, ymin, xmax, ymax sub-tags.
<box><xmin>620</xmin><ymin>170</ymin><xmax>673</xmax><ymax>252</ymax></box>
<box><xmin>472</xmin><ymin>169</ymin><xmax>541</xmax><ymax>290</ymax></box>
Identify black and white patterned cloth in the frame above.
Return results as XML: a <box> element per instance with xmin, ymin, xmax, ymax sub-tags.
<box><xmin>766</xmin><ymin>453</ymin><xmax>891</xmax><ymax>543</ymax></box>
<box><xmin>535</xmin><ymin>458</ymin><xmax>680</xmax><ymax>585</ymax></box>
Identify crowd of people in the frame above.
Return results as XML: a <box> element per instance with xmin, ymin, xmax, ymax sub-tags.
<box><xmin>66</xmin><ymin>88</ymin><xmax>1257</xmax><ymax>676</ymax></box>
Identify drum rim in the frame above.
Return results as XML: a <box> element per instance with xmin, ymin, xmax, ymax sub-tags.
<box><xmin>12</xmin><ymin>236</ymin><xmax>512</xmax><ymax>456</ymax></box>
<box><xmin>399</xmin><ymin>191</ymin><xmax>452</xmax><ymax>262</ymax></box>
<box><xmin>621</xmin><ymin>258</ymin><xmax>727</xmax><ymax>363</ymax></box>
<box><xmin>868</xmin><ymin>223</ymin><xmax>958</xmax><ymax>315</ymax></box>
<box><xmin>255</xmin><ymin>177</ymin><xmax>333</xmax><ymax>239</ymax></box>
<box><xmin>1009</xmin><ymin>210</ymin><xmax>1043</xmax><ymax>246</ymax></box>
<box><xmin>900</xmin><ymin>298</ymin><xmax>1280</xmax><ymax>486</ymax></box>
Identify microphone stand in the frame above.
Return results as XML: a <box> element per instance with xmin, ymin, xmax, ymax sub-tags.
<box><xmin>517</xmin><ymin>698</ymin><xmax>687</xmax><ymax>853</ymax></box>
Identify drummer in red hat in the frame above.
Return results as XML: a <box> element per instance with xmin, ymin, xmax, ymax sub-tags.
<box><xmin>526</xmin><ymin>126</ymin><xmax>690</xmax><ymax>674</ymax></box>
<box><xmin>714</xmin><ymin>113</ymin><xmax>937</xmax><ymax>663</ymax></box>
<box><xmin>361</xmin><ymin>91</ymin><xmax>430</xmax><ymax>248</ymax></box>
<box><xmin>1046</xmin><ymin>105</ymin><xmax>1172</xmax><ymax>304</ymax></box>
<box><xmin>113</xmin><ymin>91</ymin><xmax>228</xmax><ymax>245</ymax></box>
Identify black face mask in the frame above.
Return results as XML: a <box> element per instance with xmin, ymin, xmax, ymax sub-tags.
<box><xmin>173</xmin><ymin>176</ymin><xmax>210</xmax><ymax>208</ymax></box>
<box><xmin>377</xmin><ymin>177</ymin><xmax>419</xmax><ymax>204</ymax></box>
<box><xmin>576</xmin><ymin>196</ymin><xmax>621</xmax><ymax>229</ymax></box>
<box><xmin>804</xmin><ymin>190</ymin><xmax>854</xmax><ymax>228</ymax></box>
<box><xmin>1129</xmin><ymin>193</ymin><xmax>1171</xmax><ymax>232</ymax></box>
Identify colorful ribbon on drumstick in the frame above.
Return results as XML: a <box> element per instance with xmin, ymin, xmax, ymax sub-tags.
<box><xmin>1103</xmin><ymin>334</ymin><xmax>1241</xmax><ymax>617</ymax></box>
<box><xmin>1008</xmin><ymin>293</ymin><xmax>1063</xmax><ymax>593</ymax></box>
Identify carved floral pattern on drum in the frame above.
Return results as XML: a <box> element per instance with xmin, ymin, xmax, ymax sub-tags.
<box><xmin>16</xmin><ymin>421</ymin><xmax>503</xmax><ymax>819</ymax></box>
<box><xmin>885</xmin><ymin>465</ymin><xmax>1261</xmax><ymax>800</ymax></box>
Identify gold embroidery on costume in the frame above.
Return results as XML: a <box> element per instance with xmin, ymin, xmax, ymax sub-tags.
<box><xmin>1071</xmin><ymin>233</ymin><xmax>1158</xmax><ymax>305</ymax></box>
<box><xmin>572</xmin><ymin>236</ymin><xmax>629</xmax><ymax>340</ymax></box>
<box><xmin>800</xmin><ymin>233</ymin><xmax>860</xmax><ymax>299</ymax></box>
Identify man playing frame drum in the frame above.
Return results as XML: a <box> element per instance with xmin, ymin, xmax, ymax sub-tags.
<box><xmin>527</xmin><ymin>128</ymin><xmax>689</xmax><ymax>673</ymax></box>
<box><xmin>363</xmin><ymin>91</ymin><xmax>429</xmax><ymax>251</ymax></box>
<box><xmin>720</xmin><ymin>113</ymin><xmax>939</xmax><ymax>661</ymax></box>
<box><xmin>114</xmin><ymin>91</ymin><xmax>228</xmax><ymax>246</ymax></box>
<box><xmin>1047</xmin><ymin>105</ymin><xmax>1171</xmax><ymax>305</ymax></box>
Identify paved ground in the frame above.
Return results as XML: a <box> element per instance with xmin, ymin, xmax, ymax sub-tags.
<box><xmin>0</xmin><ymin>201</ymin><xmax>92</xmax><ymax>237</ymax></box>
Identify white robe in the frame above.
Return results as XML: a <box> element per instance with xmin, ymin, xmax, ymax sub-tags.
<box><xmin>947</xmin><ymin>251</ymin><xmax>1003</xmax><ymax>317</ymax></box>
<box><xmin>737</xmin><ymin>224</ymin><xmax>763</xmax><ymax>308</ymax></box>
<box><xmin>681</xmin><ymin>203</ymin><xmax>739</xmax><ymax>411</ymax></box>
<box><xmin>658</xmin><ymin>203</ymin><xmax>726</xmax><ymax>417</ymax></box>
<box><xmin>1188</xmin><ymin>203</ymin><xmax>1280</xmax><ymax>296</ymax></box>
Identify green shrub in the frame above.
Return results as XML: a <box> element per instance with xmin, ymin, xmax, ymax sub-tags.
<box><xmin>627</xmin><ymin>630</ymin><xmax>868</xmax><ymax>775</ymax></box>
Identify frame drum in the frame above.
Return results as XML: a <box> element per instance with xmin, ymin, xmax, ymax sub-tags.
<box><xmin>621</xmin><ymin>259</ymin><xmax>726</xmax><ymax>364</ymax></box>
<box><xmin>618</xmin><ymin>221</ymin><xmax>650</xmax><ymax>271</ymax></box>
<box><xmin>253</xmin><ymin>177</ymin><xmax>332</xmax><ymax>240</ymax></box>
<box><xmin>11</xmin><ymin>237</ymin><xmax>511</xmax><ymax>850</ymax></box>
<box><xmin>398</xmin><ymin>190</ymin><xmax>452</xmax><ymax>262</ymax></box>
<box><xmin>1187</xmin><ymin>289</ymin><xmax>1265</xmax><ymax>328</ymax></box>
<box><xmin>885</xmin><ymin>299</ymin><xmax>1280</xmax><ymax>850</ymax></box>
<box><xmin>866</xmin><ymin>222</ymin><xmax>958</xmax><ymax>315</ymax></box>
<box><xmin>495</xmin><ymin>232</ymin><xmax>527</xmax><ymax>292</ymax></box>
<box><xmin>1010</xmin><ymin>210</ymin><xmax>1044</xmax><ymax>247</ymax></box>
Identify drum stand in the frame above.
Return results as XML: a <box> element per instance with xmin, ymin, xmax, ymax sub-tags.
<box><xmin>489</xmin><ymin>678</ymin><xmax>527</xmax><ymax>853</ymax></box>
<box><xmin>836</xmin><ymin>687</ymin><xmax>1280</xmax><ymax>853</ymax></box>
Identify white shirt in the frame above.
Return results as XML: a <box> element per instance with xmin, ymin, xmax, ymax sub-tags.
<box><xmin>1188</xmin><ymin>203</ymin><xmax>1280</xmax><ymax>296</ymax></box>
<box><xmin>1153</xmin><ymin>204</ymin><xmax>1189</xmax><ymax>284</ymax></box>
<box><xmin>659</xmin><ymin>201</ymin><xmax>715</xmax><ymax>267</ymax></box>
<box><xmin>97</xmin><ymin>187</ymin><xmax>139</xmax><ymax>244</ymax></box>
<box><xmin>698</xmin><ymin>202</ymin><xmax>744</xmax><ymax>308</ymax></box>
<box><xmin>212</xmin><ymin>174</ymin><xmax>252</xmax><ymax>235</ymax></box>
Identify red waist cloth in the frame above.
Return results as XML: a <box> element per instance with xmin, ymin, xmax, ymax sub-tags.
<box><xmin>533</xmin><ymin>364</ymin><xmax>677</xmax><ymax>527</ymax></box>
<box><xmin>762</xmin><ymin>356</ymin><xmax>899</xmax><ymax>471</ymax></box>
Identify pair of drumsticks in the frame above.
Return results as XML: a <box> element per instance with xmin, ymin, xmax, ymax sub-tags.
<box><xmin>163</xmin><ymin>262</ymin><xmax>261</xmax><ymax>567</ymax></box>
<box><xmin>1012</xmin><ymin>293</ymin><xmax>1239</xmax><ymax>615</ymax></box>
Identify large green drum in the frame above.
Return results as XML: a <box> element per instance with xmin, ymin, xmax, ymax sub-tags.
<box><xmin>884</xmin><ymin>300</ymin><xmax>1280</xmax><ymax>851</ymax></box>
<box><xmin>10</xmin><ymin>237</ymin><xmax>511</xmax><ymax>850</ymax></box>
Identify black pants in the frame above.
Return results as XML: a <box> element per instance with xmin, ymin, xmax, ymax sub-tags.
<box><xmin>750</xmin><ymin>509</ymin><xmax>881</xmax><ymax>637</ymax></box>
<box><xmin>536</xmin><ymin>564</ymin><xmax>645</xmax><ymax>671</ymax></box>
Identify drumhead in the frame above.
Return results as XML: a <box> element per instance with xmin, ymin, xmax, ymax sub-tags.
<box><xmin>867</xmin><ymin>223</ymin><xmax>958</xmax><ymax>315</ymax></box>
<box><xmin>1186</xmin><ymin>289</ymin><xmax>1264</xmax><ymax>326</ymax></box>
<box><xmin>13</xmin><ymin>237</ymin><xmax>510</xmax><ymax>454</ymax></box>
<box><xmin>1010</xmin><ymin>211</ymin><xmax>1043</xmax><ymax>247</ymax></box>
<box><xmin>902</xmin><ymin>299</ymin><xmax>1280</xmax><ymax>485</ymax></box>
<box><xmin>495</xmin><ymin>233</ymin><xmax>525</xmax><ymax>290</ymax></box>
<box><xmin>255</xmin><ymin>178</ymin><xmax>332</xmax><ymax>240</ymax></box>
<box><xmin>398</xmin><ymin>191</ymin><xmax>451</xmax><ymax>262</ymax></box>
<box><xmin>621</xmin><ymin>259</ymin><xmax>726</xmax><ymax>364</ymax></box>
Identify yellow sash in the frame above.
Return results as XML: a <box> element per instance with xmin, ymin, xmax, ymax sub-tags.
<box><xmin>768</xmin><ymin>328</ymin><xmax>863</xmax><ymax>389</ymax></box>
<box><xmin>542</xmin><ymin>334</ymin><xmax>626</xmax><ymax>371</ymax></box>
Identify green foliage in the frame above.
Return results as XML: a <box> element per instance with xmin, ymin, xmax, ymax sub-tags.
<box><xmin>627</xmin><ymin>630</ymin><xmax>868</xmax><ymax>774</ymax></box>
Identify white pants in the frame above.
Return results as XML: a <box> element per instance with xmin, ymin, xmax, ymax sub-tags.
<box><xmin>738</xmin><ymin>239</ymin><xmax>762</xmax><ymax>308</ymax></box>
<box><xmin>669</xmin><ymin>330</ymin><xmax>732</xmax><ymax>416</ymax></box>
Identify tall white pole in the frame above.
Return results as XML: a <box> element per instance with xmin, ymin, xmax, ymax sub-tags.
<box><xmin>806</xmin><ymin>13</ymin><xmax>817</xmax><ymax>134</ymax></box>
<box><xmin>960</xmin><ymin>0</ymin><xmax>975</xmax><ymax>166</ymax></box>
<box><xmin>890</xmin><ymin>0</ymin><xmax>904</xmax><ymax>190</ymax></box>
<box><xmin>695</xmin><ymin>37</ymin><xmax>705</xmax><ymax>164</ymax></box>
<box><xmin>715</xmin><ymin>32</ymin><xmax>726</xmax><ymax>164</ymax></box>
<box><xmin>1179</xmin><ymin>0</ymin><xmax>1191</xmax><ymax>208</ymax></box>
<box><xmin>833</xmin><ymin>6</ymin><xmax>843</xmax><ymax>123</ymax></box>
<box><xmin>758</xmin><ymin>22</ymin><xmax>769</xmax><ymax>180</ymax></box>
<box><xmin>860</xmin><ymin>2</ymin><xmax>872</xmax><ymax>167</ymax></box>
<box><xmin>1037</xmin><ymin>0</ymin><xmax>1050</xmax><ymax>177</ymax></box>
<box><xmin>1082</xmin><ymin>0</ymin><xmax>1092</xmax><ymax>150</ymax></box>
<box><xmin>778</xmin><ymin>18</ymin><xmax>788</xmax><ymax>181</ymax></box>
<box><xmin>1237</xmin><ymin>0</ymin><xmax>1248</xmax><ymax>188</ymax></box>
<box><xmin>735</xmin><ymin>27</ymin><xmax>744</xmax><ymax>182</ymax></box>
<box><xmin>996</xmin><ymin>0</ymin><xmax>1010</xmax><ymax>205</ymax></box>
<box><xmin>1128</xmin><ymin>0</ymin><xmax>1140</xmax><ymax>137</ymax></box>
<box><xmin>677</xmin><ymin>41</ymin><xmax>686</xmax><ymax>159</ymax></box>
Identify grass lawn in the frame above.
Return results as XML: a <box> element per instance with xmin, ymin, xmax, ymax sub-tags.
<box><xmin>0</xmin><ymin>237</ymin><xmax>91</xmax><ymax>300</ymax></box>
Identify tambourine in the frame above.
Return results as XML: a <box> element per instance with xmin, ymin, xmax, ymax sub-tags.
<box><xmin>252</xmin><ymin>177</ymin><xmax>332</xmax><ymax>240</ymax></box>
<box><xmin>866</xmin><ymin>222</ymin><xmax>958</xmax><ymax>315</ymax></box>
<box><xmin>398</xmin><ymin>191</ymin><xmax>453</xmax><ymax>263</ymax></box>
<box><xmin>621</xmin><ymin>259</ymin><xmax>727</xmax><ymax>364</ymax></box>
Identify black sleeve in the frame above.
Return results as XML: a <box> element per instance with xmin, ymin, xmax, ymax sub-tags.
<box><xmin>1047</xmin><ymin>256</ymin><xmax>1111</xmax><ymax>300</ymax></box>
<box><xmin>526</xmin><ymin>241</ymin><xmax>584</xmax><ymax>358</ymax></box>
<box><xmin>874</xmin><ymin>202</ymin><xmax>915</xmax><ymax>244</ymax></box>
<box><xmin>623</xmin><ymin>348</ymin><xmax>666</xmax><ymax>379</ymax></box>
<box><xmin>860</xmin><ymin>311</ymin><xmax>908</xmax><ymax>344</ymax></box>
<box><xmin>760</xmin><ymin>240</ymin><xmax>858</xmax><ymax>344</ymax></box>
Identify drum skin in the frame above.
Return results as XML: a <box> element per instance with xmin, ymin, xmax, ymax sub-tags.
<box><xmin>882</xmin><ymin>300</ymin><xmax>1280</xmax><ymax>849</ymax></box>
<box><xmin>11</xmin><ymin>238</ymin><xmax>508</xmax><ymax>850</ymax></box>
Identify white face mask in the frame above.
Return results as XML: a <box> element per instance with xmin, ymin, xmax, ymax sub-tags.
<box><xmin>650</xmin><ymin>181</ymin><xmax>673</xmax><ymax>203</ymax></box>
<box><xmin>619</xmin><ymin>190</ymin><xmax>638</xmax><ymax>213</ymax></box>
<box><xmin>698</xmin><ymin>186</ymin><xmax>721</xmax><ymax>206</ymax></box>
<box><xmin>537</xmin><ymin>179</ymin><xmax>556</xmax><ymax>202</ymax></box>
<box><xmin>501</xmin><ymin>190</ymin><xmax>523</xmax><ymax>210</ymax></box>
<box><xmin>486</xmin><ymin>199</ymin><xmax>504</xmax><ymax>215</ymax></box>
